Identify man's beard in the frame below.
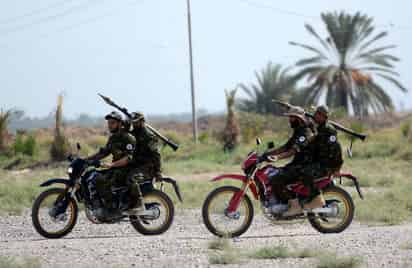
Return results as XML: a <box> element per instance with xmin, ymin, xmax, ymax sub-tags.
<box><xmin>109</xmin><ymin>127</ymin><xmax>120</xmax><ymax>133</ymax></box>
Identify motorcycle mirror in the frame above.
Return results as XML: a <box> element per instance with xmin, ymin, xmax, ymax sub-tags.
<box><xmin>256</xmin><ymin>138</ymin><xmax>262</xmax><ymax>145</ymax></box>
<box><xmin>267</xmin><ymin>141</ymin><xmax>275</xmax><ymax>149</ymax></box>
<box><xmin>76</xmin><ymin>143</ymin><xmax>81</xmax><ymax>151</ymax></box>
<box><xmin>347</xmin><ymin>140</ymin><xmax>354</xmax><ymax>158</ymax></box>
<box><xmin>347</xmin><ymin>147</ymin><xmax>353</xmax><ymax>158</ymax></box>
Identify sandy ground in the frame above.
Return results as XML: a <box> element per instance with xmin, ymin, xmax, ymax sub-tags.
<box><xmin>1</xmin><ymin>209</ymin><xmax>412</xmax><ymax>268</ymax></box>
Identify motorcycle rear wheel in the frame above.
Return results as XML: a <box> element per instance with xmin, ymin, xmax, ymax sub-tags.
<box><xmin>308</xmin><ymin>186</ymin><xmax>354</xmax><ymax>233</ymax></box>
<box><xmin>130</xmin><ymin>189</ymin><xmax>174</xmax><ymax>235</ymax></box>
<box><xmin>202</xmin><ymin>186</ymin><xmax>254</xmax><ymax>238</ymax></box>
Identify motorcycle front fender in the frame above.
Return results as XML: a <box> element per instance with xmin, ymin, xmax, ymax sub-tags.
<box><xmin>40</xmin><ymin>178</ymin><xmax>74</xmax><ymax>187</ymax></box>
<box><xmin>211</xmin><ymin>174</ymin><xmax>259</xmax><ymax>200</ymax></box>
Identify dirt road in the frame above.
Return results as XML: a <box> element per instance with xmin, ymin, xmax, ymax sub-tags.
<box><xmin>1</xmin><ymin>209</ymin><xmax>411</xmax><ymax>267</ymax></box>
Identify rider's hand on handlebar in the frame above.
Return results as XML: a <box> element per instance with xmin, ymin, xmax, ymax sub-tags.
<box><xmin>101</xmin><ymin>162</ymin><xmax>112</xmax><ymax>169</ymax></box>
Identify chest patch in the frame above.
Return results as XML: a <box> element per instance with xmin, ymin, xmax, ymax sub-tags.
<box><xmin>298</xmin><ymin>136</ymin><xmax>306</xmax><ymax>143</ymax></box>
<box><xmin>329</xmin><ymin>135</ymin><xmax>337</xmax><ymax>142</ymax></box>
<box><xmin>126</xmin><ymin>144</ymin><xmax>134</xmax><ymax>150</ymax></box>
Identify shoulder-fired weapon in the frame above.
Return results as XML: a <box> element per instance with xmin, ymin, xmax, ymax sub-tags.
<box><xmin>273</xmin><ymin>100</ymin><xmax>367</xmax><ymax>141</ymax></box>
<box><xmin>98</xmin><ymin>94</ymin><xmax>179</xmax><ymax>151</ymax></box>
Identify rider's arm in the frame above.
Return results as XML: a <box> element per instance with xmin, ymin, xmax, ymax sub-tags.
<box><xmin>104</xmin><ymin>156</ymin><xmax>130</xmax><ymax>168</ymax></box>
<box><xmin>87</xmin><ymin>147</ymin><xmax>110</xmax><ymax>161</ymax></box>
<box><xmin>265</xmin><ymin>136</ymin><xmax>295</xmax><ymax>156</ymax></box>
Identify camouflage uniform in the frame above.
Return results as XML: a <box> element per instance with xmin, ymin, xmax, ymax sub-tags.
<box><xmin>95</xmin><ymin>130</ymin><xmax>136</xmax><ymax>208</ymax></box>
<box><xmin>300</xmin><ymin>122</ymin><xmax>343</xmax><ymax>199</ymax></box>
<box><xmin>130</xmin><ymin>126</ymin><xmax>162</xmax><ymax>179</ymax></box>
<box><xmin>269</xmin><ymin>125</ymin><xmax>314</xmax><ymax>200</ymax></box>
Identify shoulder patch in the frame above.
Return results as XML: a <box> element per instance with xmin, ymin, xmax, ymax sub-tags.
<box><xmin>329</xmin><ymin>135</ymin><xmax>337</xmax><ymax>142</ymax></box>
<box><xmin>126</xmin><ymin>144</ymin><xmax>134</xmax><ymax>150</ymax></box>
<box><xmin>298</xmin><ymin>136</ymin><xmax>306</xmax><ymax>143</ymax></box>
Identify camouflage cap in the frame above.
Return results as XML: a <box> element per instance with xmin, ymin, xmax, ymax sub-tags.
<box><xmin>131</xmin><ymin>112</ymin><xmax>145</xmax><ymax>122</ymax></box>
<box><xmin>315</xmin><ymin>105</ymin><xmax>329</xmax><ymax>116</ymax></box>
<box><xmin>105</xmin><ymin>111</ymin><xmax>123</xmax><ymax>122</ymax></box>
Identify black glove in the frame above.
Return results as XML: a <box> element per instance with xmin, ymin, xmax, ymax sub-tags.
<box><xmin>87</xmin><ymin>159</ymin><xmax>101</xmax><ymax>168</ymax></box>
<box><xmin>258</xmin><ymin>153</ymin><xmax>269</xmax><ymax>163</ymax></box>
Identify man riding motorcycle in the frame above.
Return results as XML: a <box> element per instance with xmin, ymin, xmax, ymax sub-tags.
<box><xmin>86</xmin><ymin>111</ymin><xmax>137</xmax><ymax>218</ymax></box>
<box><xmin>125</xmin><ymin>112</ymin><xmax>162</xmax><ymax>208</ymax></box>
<box><xmin>260</xmin><ymin>107</ymin><xmax>315</xmax><ymax>217</ymax></box>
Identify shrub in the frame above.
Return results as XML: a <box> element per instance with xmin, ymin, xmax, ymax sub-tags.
<box><xmin>400</xmin><ymin>121</ymin><xmax>411</xmax><ymax>138</ymax></box>
<box><xmin>13</xmin><ymin>133</ymin><xmax>37</xmax><ymax>156</ymax></box>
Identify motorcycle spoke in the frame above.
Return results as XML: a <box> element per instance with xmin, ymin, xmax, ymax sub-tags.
<box><xmin>36</xmin><ymin>193</ymin><xmax>75</xmax><ymax>235</ymax></box>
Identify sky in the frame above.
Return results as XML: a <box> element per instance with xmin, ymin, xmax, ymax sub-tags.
<box><xmin>1</xmin><ymin>0</ymin><xmax>412</xmax><ymax>118</ymax></box>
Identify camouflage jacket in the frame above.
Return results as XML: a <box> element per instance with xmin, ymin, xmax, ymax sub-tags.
<box><xmin>99</xmin><ymin>130</ymin><xmax>136</xmax><ymax>163</ymax></box>
<box><xmin>281</xmin><ymin>125</ymin><xmax>314</xmax><ymax>166</ymax></box>
<box><xmin>313</xmin><ymin>122</ymin><xmax>343</xmax><ymax>169</ymax></box>
<box><xmin>130</xmin><ymin>127</ymin><xmax>161</xmax><ymax>170</ymax></box>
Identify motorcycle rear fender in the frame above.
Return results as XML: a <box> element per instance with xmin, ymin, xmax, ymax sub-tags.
<box><xmin>160</xmin><ymin>177</ymin><xmax>183</xmax><ymax>202</ymax></box>
<box><xmin>211</xmin><ymin>174</ymin><xmax>259</xmax><ymax>200</ymax></box>
<box><xmin>40</xmin><ymin>178</ymin><xmax>74</xmax><ymax>187</ymax></box>
<box><xmin>338</xmin><ymin>172</ymin><xmax>364</xmax><ymax>199</ymax></box>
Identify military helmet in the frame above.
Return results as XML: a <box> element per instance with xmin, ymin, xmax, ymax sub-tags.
<box><xmin>105</xmin><ymin>111</ymin><xmax>123</xmax><ymax>122</ymax></box>
<box><xmin>283</xmin><ymin>107</ymin><xmax>307</xmax><ymax>123</ymax></box>
<box><xmin>315</xmin><ymin>105</ymin><xmax>329</xmax><ymax>116</ymax></box>
<box><xmin>131</xmin><ymin>112</ymin><xmax>145</xmax><ymax>122</ymax></box>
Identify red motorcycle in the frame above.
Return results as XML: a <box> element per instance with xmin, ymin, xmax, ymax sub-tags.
<box><xmin>202</xmin><ymin>139</ymin><xmax>364</xmax><ymax>237</ymax></box>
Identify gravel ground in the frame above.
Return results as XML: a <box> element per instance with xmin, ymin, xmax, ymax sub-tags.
<box><xmin>1</xmin><ymin>209</ymin><xmax>412</xmax><ymax>268</ymax></box>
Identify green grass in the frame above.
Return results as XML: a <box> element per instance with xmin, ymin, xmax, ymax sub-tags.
<box><xmin>208</xmin><ymin>238</ymin><xmax>232</xmax><ymax>251</ymax></box>
<box><xmin>316</xmin><ymin>254</ymin><xmax>363</xmax><ymax>268</ymax></box>
<box><xmin>0</xmin><ymin>168</ymin><xmax>63</xmax><ymax>215</ymax></box>
<box><xmin>0</xmin><ymin>256</ymin><xmax>41</xmax><ymax>268</ymax></box>
<box><xmin>248</xmin><ymin>246</ymin><xmax>315</xmax><ymax>259</ymax></box>
<box><xmin>207</xmin><ymin>240</ymin><xmax>243</xmax><ymax>265</ymax></box>
<box><xmin>401</xmin><ymin>243</ymin><xmax>412</xmax><ymax>250</ymax></box>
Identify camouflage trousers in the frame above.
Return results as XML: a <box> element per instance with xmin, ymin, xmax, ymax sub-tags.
<box><xmin>269</xmin><ymin>163</ymin><xmax>333</xmax><ymax>200</ymax></box>
<box><xmin>269</xmin><ymin>164</ymin><xmax>303</xmax><ymax>201</ymax></box>
<box><xmin>299</xmin><ymin>163</ymin><xmax>330</xmax><ymax>200</ymax></box>
<box><xmin>95</xmin><ymin>168</ymin><xmax>132</xmax><ymax>209</ymax></box>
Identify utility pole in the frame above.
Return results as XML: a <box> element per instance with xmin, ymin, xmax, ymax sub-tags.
<box><xmin>186</xmin><ymin>0</ymin><xmax>198</xmax><ymax>143</ymax></box>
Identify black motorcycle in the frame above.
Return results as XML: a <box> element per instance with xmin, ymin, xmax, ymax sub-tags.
<box><xmin>31</xmin><ymin>144</ymin><xmax>182</xmax><ymax>239</ymax></box>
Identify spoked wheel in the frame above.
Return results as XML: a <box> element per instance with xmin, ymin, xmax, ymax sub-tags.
<box><xmin>308</xmin><ymin>186</ymin><xmax>354</xmax><ymax>234</ymax></box>
<box><xmin>32</xmin><ymin>188</ymin><xmax>78</xmax><ymax>239</ymax></box>
<box><xmin>130</xmin><ymin>190</ymin><xmax>174</xmax><ymax>235</ymax></box>
<box><xmin>202</xmin><ymin>186</ymin><xmax>254</xmax><ymax>238</ymax></box>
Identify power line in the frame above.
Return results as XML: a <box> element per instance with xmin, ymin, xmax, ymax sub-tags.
<box><xmin>237</xmin><ymin>0</ymin><xmax>318</xmax><ymax>20</ymax></box>
<box><xmin>0</xmin><ymin>0</ymin><xmax>104</xmax><ymax>36</ymax></box>
<box><xmin>0</xmin><ymin>0</ymin><xmax>74</xmax><ymax>25</ymax></box>
<box><xmin>0</xmin><ymin>0</ymin><xmax>166</xmax><ymax>50</ymax></box>
<box><xmin>236</xmin><ymin>0</ymin><xmax>412</xmax><ymax>31</ymax></box>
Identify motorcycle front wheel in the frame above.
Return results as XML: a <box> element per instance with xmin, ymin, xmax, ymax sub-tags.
<box><xmin>202</xmin><ymin>186</ymin><xmax>254</xmax><ymax>238</ymax></box>
<box><xmin>32</xmin><ymin>188</ymin><xmax>78</xmax><ymax>239</ymax></box>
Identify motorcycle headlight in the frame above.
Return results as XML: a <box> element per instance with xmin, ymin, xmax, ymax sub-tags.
<box><xmin>67</xmin><ymin>167</ymin><xmax>73</xmax><ymax>174</ymax></box>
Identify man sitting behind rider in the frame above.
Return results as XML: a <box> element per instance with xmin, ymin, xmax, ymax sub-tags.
<box><xmin>122</xmin><ymin>112</ymin><xmax>162</xmax><ymax>210</ymax></box>
<box><xmin>300</xmin><ymin>105</ymin><xmax>343</xmax><ymax>210</ymax></box>
<box><xmin>86</xmin><ymin>111</ymin><xmax>137</xmax><ymax>218</ymax></box>
<box><xmin>261</xmin><ymin>107</ymin><xmax>314</xmax><ymax>217</ymax></box>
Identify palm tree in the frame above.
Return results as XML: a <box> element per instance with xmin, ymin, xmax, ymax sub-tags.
<box><xmin>291</xmin><ymin>11</ymin><xmax>407</xmax><ymax>117</ymax></box>
<box><xmin>238</xmin><ymin>63</ymin><xmax>298</xmax><ymax>115</ymax></box>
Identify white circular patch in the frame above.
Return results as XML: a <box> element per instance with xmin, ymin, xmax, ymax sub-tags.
<box><xmin>126</xmin><ymin>144</ymin><xmax>134</xmax><ymax>150</ymax></box>
<box><xmin>329</xmin><ymin>135</ymin><xmax>337</xmax><ymax>142</ymax></box>
<box><xmin>298</xmin><ymin>136</ymin><xmax>306</xmax><ymax>143</ymax></box>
